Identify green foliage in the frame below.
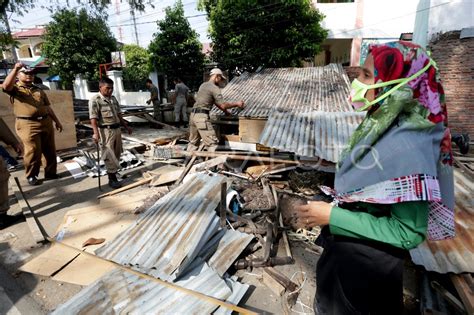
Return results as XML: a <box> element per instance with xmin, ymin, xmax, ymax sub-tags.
<box><xmin>42</xmin><ymin>8</ymin><xmax>117</xmax><ymax>85</ymax></box>
<box><xmin>0</xmin><ymin>28</ymin><xmax>17</xmax><ymax>52</ymax></box>
<box><xmin>149</xmin><ymin>0</ymin><xmax>205</xmax><ymax>90</ymax></box>
<box><xmin>122</xmin><ymin>44</ymin><xmax>150</xmax><ymax>90</ymax></box>
<box><xmin>205</xmin><ymin>0</ymin><xmax>327</xmax><ymax>73</ymax></box>
<box><xmin>0</xmin><ymin>0</ymin><xmax>149</xmax><ymax>16</ymax></box>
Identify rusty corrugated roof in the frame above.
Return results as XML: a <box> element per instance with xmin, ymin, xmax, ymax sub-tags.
<box><xmin>410</xmin><ymin>169</ymin><xmax>474</xmax><ymax>274</ymax></box>
<box><xmin>211</xmin><ymin>64</ymin><xmax>364</xmax><ymax>161</ymax></box>
<box><xmin>96</xmin><ymin>173</ymin><xmax>226</xmax><ymax>281</ymax></box>
<box><xmin>52</xmin><ymin>263</ymin><xmax>249</xmax><ymax>314</ymax></box>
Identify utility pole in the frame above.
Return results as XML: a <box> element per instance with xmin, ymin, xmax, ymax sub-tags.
<box><xmin>1</xmin><ymin>11</ymin><xmax>18</xmax><ymax>62</ymax></box>
<box><xmin>115</xmin><ymin>0</ymin><xmax>123</xmax><ymax>42</ymax></box>
<box><xmin>130</xmin><ymin>8</ymin><xmax>139</xmax><ymax>46</ymax></box>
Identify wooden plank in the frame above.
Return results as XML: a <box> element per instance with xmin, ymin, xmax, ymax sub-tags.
<box><xmin>12</xmin><ymin>177</ymin><xmax>48</xmax><ymax>243</ymax></box>
<box><xmin>451</xmin><ymin>274</ymin><xmax>474</xmax><ymax>315</ymax></box>
<box><xmin>263</xmin><ymin>268</ymin><xmax>285</xmax><ymax>296</ymax></box>
<box><xmin>176</xmin><ymin>150</ymin><xmax>301</xmax><ymax>165</ymax></box>
<box><xmin>239</xmin><ymin>118</ymin><xmax>267</xmax><ymax>143</ymax></box>
<box><xmin>97</xmin><ymin>177</ymin><xmax>152</xmax><ymax>199</ymax></box>
<box><xmin>0</xmin><ymin>91</ymin><xmax>77</xmax><ymax>150</ymax></box>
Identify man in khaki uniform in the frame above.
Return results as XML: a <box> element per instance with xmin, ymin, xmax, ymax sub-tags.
<box><xmin>145</xmin><ymin>79</ymin><xmax>161</xmax><ymax>120</ymax></box>
<box><xmin>173</xmin><ymin>78</ymin><xmax>189</xmax><ymax>127</ymax></box>
<box><xmin>0</xmin><ymin>118</ymin><xmax>23</xmax><ymax>228</ymax></box>
<box><xmin>3</xmin><ymin>63</ymin><xmax>63</xmax><ymax>186</ymax></box>
<box><xmin>188</xmin><ymin>68</ymin><xmax>245</xmax><ymax>152</ymax></box>
<box><xmin>89</xmin><ymin>77</ymin><xmax>132</xmax><ymax>189</ymax></box>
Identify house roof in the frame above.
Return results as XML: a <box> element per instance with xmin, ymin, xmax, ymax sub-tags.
<box><xmin>13</xmin><ymin>28</ymin><xmax>45</xmax><ymax>38</ymax></box>
<box><xmin>211</xmin><ymin>64</ymin><xmax>365</xmax><ymax>162</ymax></box>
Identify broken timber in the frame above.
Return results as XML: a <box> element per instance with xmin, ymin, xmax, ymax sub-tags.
<box><xmin>175</xmin><ymin>150</ymin><xmax>301</xmax><ymax>165</ymax></box>
<box><xmin>13</xmin><ymin>177</ymin><xmax>49</xmax><ymax>243</ymax></box>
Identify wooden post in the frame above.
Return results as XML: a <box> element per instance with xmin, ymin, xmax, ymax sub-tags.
<box><xmin>220</xmin><ymin>182</ymin><xmax>227</xmax><ymax>228</ymax></box>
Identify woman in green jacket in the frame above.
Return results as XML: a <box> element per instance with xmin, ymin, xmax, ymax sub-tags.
<box><xmin>295</xmin><ymin>41</ymin><xmax>455</xmax><ymax>314</ymax></box>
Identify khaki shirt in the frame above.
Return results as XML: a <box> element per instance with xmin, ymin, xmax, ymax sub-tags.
<box><xmin>175</xmin><ymin>82</ymin><xmax>189</xmax><ymax>101</ymax></box>
<box><xmin>3</xmin><ymin>83</ymin><xmax>51</xmax><ymax>117</ymax></box>
<box><xmin>149</xmin><ymin>85</ymin><xmax>159</xmax><ymax>103</ymax></box>
<box><xmin>193</xmin><ymin>81</ymin><xmax>224</xmax><ymax>110</ymax></box>
<box><xmin>89</xmin><ymin>93</ymin><xmax>121</xmax><ymax>125</ymax></box>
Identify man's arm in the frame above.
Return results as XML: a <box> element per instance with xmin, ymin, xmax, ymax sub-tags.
<box><xmin>118</xmin><ymin>113</ymin><xmax>132</xmax><ymax>135</ymax></box>
<box><xmin>46</xmin><ymin>107</ymin><xmax>63</xmax><ymax>132</ymax></box>
<box><xmin>215</xmin><ymin>101</ymin><xmax>245</xmax><ymax>115</ymax></box>
<box><xmin>3</xmin><ymin>63</ymin><xmax>23</xmax><ymax>92</ymax></box>
<box><xmin>91</xmin><ymin>118</ymin><xmax>100</xmax><ymax>143</ymax></box>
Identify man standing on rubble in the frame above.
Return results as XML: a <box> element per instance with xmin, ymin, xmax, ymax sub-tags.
<box><xmin>0</xmin><ymin>117</ymin><xmax>24</xmax><ymax>229</ymax></box>
<box><xmin>188</xmin><ymin>68</ymin><xmax>245</xmax><ymax>152</ymax></box>
<box><xmin>89</xmin><ymin>77</ymin><xmax>132</xmax><ymax>189</ymax></box>
<box><xmin>173</xmin><ymin>78</ymin><xmax>189</xmax><ymax>128</ymax></box>
<box><xmin>145</xmin><ymin>79</ymin><xmax>160</xmax><ymax>121</ymax></box>
<box><xmin>3</xmin><ymin>63</ymin><xmax>63</xmax><ymax>186</ymax></box>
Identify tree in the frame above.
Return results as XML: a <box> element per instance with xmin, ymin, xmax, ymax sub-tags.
<box><xmin>122</xmin><ymin>44</ymin><xmax>150</xmax><ymax>90</ymax></box>
<box><xmin>203</xmin><ymin>0</ymin><xmax>327</xmax><ymax>73</ymax></box>
<box><xmin>0</xmin><ymin>0</ymin><xmax>149</xmax><ymax>61</ymax></box>
<box><xmin>149</xmin><ymin>0</ymin><xmax>205</xmax><ymax>90</ymax></box>
<box><xmin>41</xmin><ymin>8</ymin><xmax>117</xmax><ymax>86</ymax></box>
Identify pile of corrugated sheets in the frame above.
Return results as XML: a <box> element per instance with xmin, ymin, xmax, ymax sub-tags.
<box><xmin>52</xmin><ymin>173</ymin><xmax>254</xmax><ymax>314</ymax></box>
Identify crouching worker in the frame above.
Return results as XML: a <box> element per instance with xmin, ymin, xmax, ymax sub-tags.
<box><xmin>89</xmin><ymin>77</ymin><xmax>132</xmax><ymax>189</ymax></box>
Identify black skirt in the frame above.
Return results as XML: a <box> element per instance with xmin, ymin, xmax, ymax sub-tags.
<box><xmin>314</xmin><ymin>227</ymin><xmax>407</xmax><ymax>315</ymax></box>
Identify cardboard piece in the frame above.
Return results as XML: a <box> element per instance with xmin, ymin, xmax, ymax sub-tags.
<box><xmin>19</xmin><ymin>193</ymin><xmax>145</xmax><ymax>284</ymax></box>
<box><xmin>0</xmin><ymin>90</ymin><xmax>77</xmax><ymax>150</ymax></box>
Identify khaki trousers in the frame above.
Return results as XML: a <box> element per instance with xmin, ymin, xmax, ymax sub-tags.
<box><xmin>0</xmin><ymin>158</ymin><xmax>9</xmax><ymax>214</ymax></box>
<box><xmin>152</xmin><ymin>101</ymin><xmax>161</xmax><ymax>121</ymax></box>
<box><xmin>174</xmin><ymin>98</ymin><xmax>188</xmax><ymax>122</ymax></box>
<box><xmin>15</xmin><ymin>117</ymin><xmax>57</xmax><ymax>178</ymax></box>
<box><xmin>188</xmin><ymin>113</ymin><xmax>218</xmax><ymax>152</ymax></box>
<box><xmin>99</xmin><ymin>128</ymin><xmax>123</xmax><ymax>174</ymax></box>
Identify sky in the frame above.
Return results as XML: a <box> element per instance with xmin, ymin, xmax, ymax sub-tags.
<box><xmin>9</xmin><ymin>0</ymin><xmax>210</xmax><ymax>47</ymax></box>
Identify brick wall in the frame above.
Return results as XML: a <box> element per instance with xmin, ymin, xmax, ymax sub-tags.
<box><xmin>344</xmin><ymin>66</ymin><xmax>360</xmax><ymax>82</ymax></box>
<box><xmin>429</xmin><ymin>31</ymin><xmax>474</xmax><ymax>135</ymax></box>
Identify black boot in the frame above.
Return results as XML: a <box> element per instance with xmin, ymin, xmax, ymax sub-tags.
<box><xmin>108</xmin><ymin>173</ymin><xmax>122</xmax><ymax>189</ymax></box>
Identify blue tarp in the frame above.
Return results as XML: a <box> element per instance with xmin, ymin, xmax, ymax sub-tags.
<box><xmin>46</xmin><ymin>75</ymin><xmax>60</xmax><ymax>82</ymax></box>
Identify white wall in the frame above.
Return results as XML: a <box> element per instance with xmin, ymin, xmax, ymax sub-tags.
<box><xmin>15</xmin><ymin>37</ymin><xmax>43</xmax><ymax>60</ymax></box>
<box><xmin>428</xmin><ymin>0</ymin><xmax>473</xmax><ymax>38</ymax></box>
<box><xmin>413</xmin><ymin>0</ymin><xmax>473</xmax><ymax>47</ymax></box>
<box><xmin>313</xmin><ymin>0</ymin><xmax>418</xmax><ymax>39</ymax></box>
<box><xmin>74</xmin><ymin>71</ymin><xmax>150</xmax><ymax>106</ymax></box>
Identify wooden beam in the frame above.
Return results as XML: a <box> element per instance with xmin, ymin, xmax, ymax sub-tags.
<box><xmin>13</xmin><ymin>177</ymin><xmax>48</xmax><ymax>243</ymax></box>
<box><xmin>451</xmin><ymin>274</ymin><xmax>474</xmax><ymax>315</ymax></box>
<box><xmin>175</xmin><ymin>150</ymin><xmax>300</xmax><ymax>165</ymax></box>
<box><xmin>97</xmin><ymin>177</ymin><xmax>152</xmax><ymax>199</ymax></box>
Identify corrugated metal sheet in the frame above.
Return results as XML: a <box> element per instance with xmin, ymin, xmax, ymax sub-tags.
<box><xmin>260</xmin><ymin>110</ymin><xmax>363</xmax><ymax>162</ymax></box>
<box><xmin>410</xmin><ymin>169</ymin><xmax>474</xmax><ymax>273</ymax></box>
<box><xmin>52</xmin><ymin>263</ymin><xmax>247</xmax><ymax>314</ymax></box>
<box><xmin>208</xmin><ymin>230</ymin><xmax>254</xmax><ymax>277</ymax></box>
<box><xmin>210</xmin><ymin>64</ymin><xmax>364</xmax><ymax>162</ymax></box>
<box><xmin>96</xmin><ymin>173</ymin><xmax>226</xmax><ymax>281</ymax></box>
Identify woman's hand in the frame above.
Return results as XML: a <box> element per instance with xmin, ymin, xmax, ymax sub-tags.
<box><xmin>294</xmin><ymin>201</ymin><xmax>333</xmax><ymax>229</ymax></box>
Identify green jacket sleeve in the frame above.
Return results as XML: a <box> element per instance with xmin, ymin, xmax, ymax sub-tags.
<box><xmin>329</xmin><ymin>201</ymin><xmax>429</xmax><ymax>250</ymax></box>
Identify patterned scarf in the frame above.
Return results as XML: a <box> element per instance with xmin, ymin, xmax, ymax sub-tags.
<box><xmin>324</xmin><ymin>41</ymin><xmax>455</xmax><ymax>241</ymax></box>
